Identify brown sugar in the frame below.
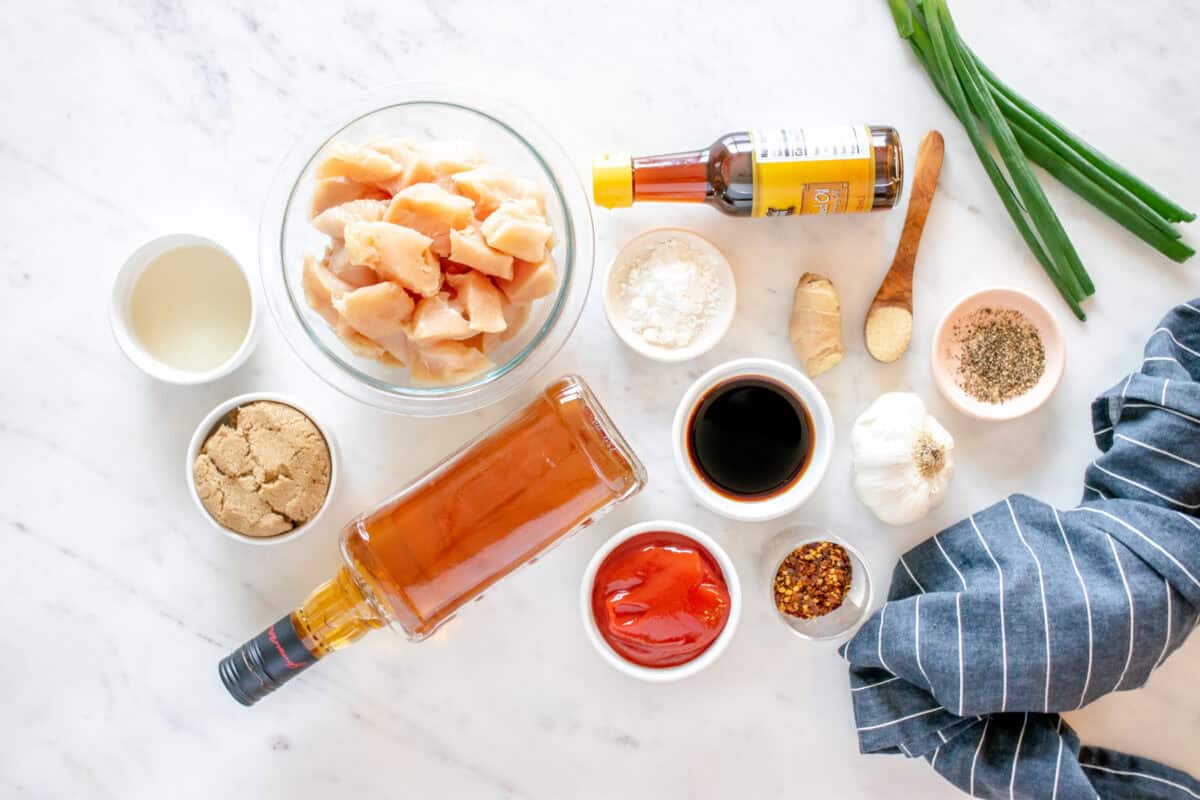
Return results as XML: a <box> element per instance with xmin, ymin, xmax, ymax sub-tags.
<box><xmin>193</xmin><ymin>401</ymin><xmax>331</xmax><ymax>537</ymax></box>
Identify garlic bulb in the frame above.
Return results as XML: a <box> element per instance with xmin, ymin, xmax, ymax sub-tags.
<box><xmin>851</xmin><ymin>393</ymin><xmax>954</xmax><ymax>526</ymax></box>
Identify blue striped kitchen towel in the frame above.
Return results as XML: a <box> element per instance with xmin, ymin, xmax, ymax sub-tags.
<box><xmin>842</xmin><ymin>299</ymin><xmax>1200</xmax><ymax>799</ymax></box>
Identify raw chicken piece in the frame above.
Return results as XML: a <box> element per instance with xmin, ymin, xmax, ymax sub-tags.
<box><xmin>384</xmin><ymin>184</ymin><xmax>475</xmax><ymax>258</ymax></box>
<box><xmin>480</xmin><ymin>199</ymin><xmax>554</xmax><ymax>262</ymax></box>
<box><xmin>344</xmin><ymin>221</ymin><xmax>441</xmax><ymax>297</ymax></box>
<box><xmin>449</xmin><ymin>224</ymin><xmax>514</xmax><ymax>280</ymax></box>
<box><xmin>302</xmin><ymin>254</ymin><xmax>355</xmax><ymax>325</ymax></box>
<box><xmin>498</xmin><ymin>255</ymin><xmax>558</xmax><ymax>304</ymax></box>
<box><xmin>316</xmin><ymin>142</ymin><xmax>404</xmax><ymax>183</ymax></box>
<box><xmin>447</xmin><ymin>271</ymin><xmax>506</xmax><ymax>333</ymax></box>
<box><xmin>451</xmin><ymin>167</ymin><xmax>543</xmax><ymax>219</ymax></box>
<box><xmin>405</xmin><ymin>292</ymin><xmax>474</xmax><ymax>341</ymax></box>
<box><xmin>410</xmin><ymin>340</ymin><xmax>493</xmax><ymax>386</ymax></box>
<box><xmin>333</xmin><ymin>281</ymin><xmax>415</xmax><ymax>340</ymax></box>
<box><xmin>421</xmin><ymin>141</ymin><xmax>484</xmax><ymax>179</ymax></box>
<box><xmin>312</xmin><ymin>199</ymin><xmax>389</xmax><ymax>241</ymax></box>
<box><xmin>374</xmin><ymin>330</ymin><xmax>410</xmax><ymax>365</ymax></box>
<box><xmin>368</xmin><ymin>138</ymin><xmax>436</xmax><ymax>195</ymax></box>
<box><xmin>310</xmin><ymin>177</ymin><xmax>388</xmax><ymax>219</ymax></box>
<box><xmin>334</xmin><ymin>318</ymin><xmax>387</xmax><ymax>360</ymax></box>
<box><xmin>325</xmin><ymin>245</ymin><xmax>378</xmax><ymax>288</ymax></box>
<box><xmin>480</xmin><ymin>302</ymin><xmax>531</xmax><ymax>353</ymax></box>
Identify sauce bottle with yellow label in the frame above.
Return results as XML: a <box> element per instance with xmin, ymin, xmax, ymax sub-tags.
<box><xmin>594</xmin><ymin>126</ymin><xmax>903</xmax><ymax>216</ymax></box>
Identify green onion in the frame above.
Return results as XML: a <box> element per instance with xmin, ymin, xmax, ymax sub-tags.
<box><xmin>887</xmin><ymin>0</ymin><xmax>1194</xmax><ymax>319</ymax></box>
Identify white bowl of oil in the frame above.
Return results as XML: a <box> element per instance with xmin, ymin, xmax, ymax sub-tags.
<box><xmin>110</xmin><ymin>233</ymin><xmax>258</xmax><ymax>384</ymax></box>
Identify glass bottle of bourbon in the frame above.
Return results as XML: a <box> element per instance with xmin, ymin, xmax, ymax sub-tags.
<box><xmin>593</xmin><ymin>126</ymin><xmax>903</xmax><ymax>216</ymax></box>
<box><xmin>219</xmin><ymin>376</ymin><xmax>645</xmax><ymax>706</ymax></box>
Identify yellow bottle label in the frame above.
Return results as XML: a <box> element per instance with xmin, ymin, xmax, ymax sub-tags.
<box><xmin>750</xmin><ymin>127</ymin><xmax>876</xmax><ymax>216</ymax></box>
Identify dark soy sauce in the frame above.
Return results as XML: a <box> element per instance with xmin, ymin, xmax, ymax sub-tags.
<box><xmin>686</xmin><ymin>377</ymin><xmax>812</xmax><ymax>499</ymax></box>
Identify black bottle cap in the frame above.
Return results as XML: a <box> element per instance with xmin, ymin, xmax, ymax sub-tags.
<box><xmin>219</xmin><ymin>615</ymin><xmax>318</xmax><ymax>706</ymax></box>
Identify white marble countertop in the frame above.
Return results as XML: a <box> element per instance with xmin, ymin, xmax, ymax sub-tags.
<box><xmin>3</xmin><ymin>1</ymin><xmax>1199</xmax><ymax>797</ymax></box>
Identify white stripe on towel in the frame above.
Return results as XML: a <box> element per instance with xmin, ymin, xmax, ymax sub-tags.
<box><xmin>1115</xmin><ymin>432</ymin><xmax>1200</xmax><ymax>470</ymax></box>
<box><xmin>1054</xmin><ymin>507</ymin><xmax>1094</xmax><ymax>708</ymax></box>
<box><xmin>1008</xmin><ymin>499</ymin><xmax>1051</xmax><ymax>712</ymax></box>
<box><xmin>855</xmin><ymin>706</ymin><xmax>946</xmax><ymax>732</ymax></box>
<box><xmin>956</xmin><ymin>593</ymin><xmax>965</xmax><ymax>716</ymax></box>
<box><xmin>1081</xmin><ymin>764</ymin><xmax>1200</xmax><ymax>799</ymax></box>
<box><xmin>899</xmin><ymin>554</ymin><xmax>925</xmax><ymax>593</ymax></box>
<box><xmin>970</xmin><ymin>717</ymin><xmax>991</xmax><ymax>798</ymax></box>
<box><xmin>935</xmin><ymin>533</ymin><xmax>968</xmax><ymax>590</ymax></box>
<box><xmin>1090</xmin><ymin>461</ymin><xmax>1200</xmax><ymax>509</ymax></box>
<box><xmin>1070</xmin><ymin>506</ymin><xmax>1200</xmax><ymax>590</ymax></box>
<box><xmin>1009</xmin><ymin>712</ymin><xmax>1028</xmax><ymax>800</ymax></box>
<box><xmin>1122</xmin><ymin>402</ymin><xmax>1200</xmax><ymax>426</ymax></box>
<box><xmin>851</xmin><ymin>676</ymin><xmax>902</xmax><ymax>692</ymax></box>
<box><xmin>1154</xmin><ymin>578</ymin><xmax>1173</xmax><ymax>671</ymax></box>
<box><xmin>970</xmin><ymin>514</ymin><xmax>1008</xmax><ymax>711</ymax></box>
<box><xmin>1107</xmin><ymin>535</ymin><xmax>1136</xmax><ymax>693</ymax></box>
<box><xmin>1152</xmin><ymin>326</ymin><xmax>1200</xmax><ymax>357</ymax></box>
<box><xmin>915</xmin><ymin>595</ymin><xmax>932</xmax><ymax>690</ymax></box>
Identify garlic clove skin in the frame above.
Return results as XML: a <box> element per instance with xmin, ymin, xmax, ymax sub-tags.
<box><xmin>851</xmin><ymin>392</ymin><xmax>955</xmax><ymax>526</ymax></box>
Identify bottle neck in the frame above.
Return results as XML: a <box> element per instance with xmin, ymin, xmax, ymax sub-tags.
<box><xmin>632</xmin><ymin>148</ymin><xmax>709</xmax><ymax>203</ymax></box>
<box><xmin>293</xmin><ymin>565</ymin><xmax>385</xmax><ymax>656</ymax></box>
<box><xmin>218</xmin><ymin>566</ymin><xmax>385</xmax><ymax>706</ymax></box>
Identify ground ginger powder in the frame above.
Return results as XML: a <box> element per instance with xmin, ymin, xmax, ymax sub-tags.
<box><xmin>193</xmin><ymin>401</ymin><xmax>331</xmax><ymax>537</ymax></box>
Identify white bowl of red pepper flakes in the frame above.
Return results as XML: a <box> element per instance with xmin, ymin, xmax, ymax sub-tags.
<box><xmin>763</xmin><ymin>527</ymin><xmax>873</xmax><ymax>641</ymax></box>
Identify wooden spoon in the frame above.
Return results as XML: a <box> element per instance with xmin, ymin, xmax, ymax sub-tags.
<box><xmin>865</xmin><ymin>130</ymin><xmax>944</xmax><ymax>363</ymax></box>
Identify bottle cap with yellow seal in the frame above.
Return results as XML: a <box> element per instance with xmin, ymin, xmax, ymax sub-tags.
<box><xmin>592</xmin><ymin>154</ymin><xmax>633</xmax><ymax>209</ymax></box>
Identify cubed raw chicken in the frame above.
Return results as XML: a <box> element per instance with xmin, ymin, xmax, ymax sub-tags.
<box><xmin>421</xmin><ymin>141</ymin><xmax>484</xmax><ymax>178</ymax></box>
<box><xmin>374</xmin><ymin>331</ymin><xmax>410</xmax><ymax>366</ymax></box>
<box><xmin>452</xmin><ymin>167</ymin><xmax>544</xmax><ymax>219</ymax></box>
<box><xmin>480</xmin><ymin>200</ymin><xmax>554</xmax><ymax>262</ymax></box>
<box><xmin>302</xmin><ymin>254</ymin><xmax>355</xmax><ymax>326</ymax></box>
<box><xmin>368</xmin><ymin>138</ymin><xmax>436</xmax><ymax>195</ymax></box>
<box><xmin>325</xmin><ymin>245</ymin><xmax>378</xmax><ymax>288</ymax></box>
<box><xmin>498</xmin><ymin>255</ymin><xmax>558</xmax><ymax>304</ymax></box>
<box><xmin>310</xmin><ymin>177</ymin><xmax>388</xmax><ymax>219</ymax></box>
<box><xmin>405</xmin><ymin>292</ymin><xmax>473</xmax><ymax>341</ymax></box>
<box><xmin>384</xmin><ymin>184</ymin><xmax>475</xmax><ymax>258</ymax></box>
<box><xmin>316</xmin><ymin>142</ymin><xmax>404</xmax><ymax>183</ymax></box>
<box><xmin>333</xmin><ymin>282</ymin><xmax>415</xmax><ymax>340</ymax></box>
<box><xmin>410</xmin><ymin>340</ymin><xmax>494</xmax><ymax>386</ymax></box>
<box><xmin>449</xmin><ymin>224</ymin><xmax>514</xmax><ymax>280</ymax></box>
<box><xmin>344</xmin><ymin>221</ymin><xmax>441</xmax><ymax>297</ymax></box>
<box><xmin>447</xmin><ymin>271</ymin><xmax>506</xmax><ymax>333</ymax></box>
<box><xmin>312</xmin><ymin>199</ymin><xmax>389</xmax><ymax>240</ymax></box>
<box><xmin>334</xmin><ymin>318</ymin><xmax>387</xmax><ymax>360</ymax></box>
<box><xmin>481</xmin><ymin>302</ymin><xmax>531</xmax><ymax>353</ymax></box>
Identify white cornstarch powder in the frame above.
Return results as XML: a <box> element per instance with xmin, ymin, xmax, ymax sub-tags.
<box><xmin>617</xmin><ymin>238</ymin><xmax>722</xmax><ymax>348</ymax></box>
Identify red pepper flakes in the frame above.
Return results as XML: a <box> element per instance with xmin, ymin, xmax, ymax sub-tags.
<box><xmin>773</xmin><ymin>541</ymin><xmax>852</xmax><ymax>619</ymax></box>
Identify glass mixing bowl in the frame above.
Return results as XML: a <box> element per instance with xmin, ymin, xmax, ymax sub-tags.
<box><xmin>260</xmin><ymin>84</ymin><xmax>594</xmax><ymax>416</ymax></box>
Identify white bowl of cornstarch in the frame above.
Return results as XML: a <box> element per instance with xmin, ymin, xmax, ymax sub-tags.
<box><xmin>603</xmin><ymin>228</ymin><xmax>736</xmax><ymax>362</ymax></box>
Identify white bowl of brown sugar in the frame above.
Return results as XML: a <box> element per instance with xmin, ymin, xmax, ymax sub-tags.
<box><xmin>186</xmin><ymin>393</ymin><xmax>338</xmax><ymax>545</ymax></box>
<box><xmin>931</xmin><ymin>287</ymin><xmax>1066</xmax><ymax>422</ymax></box>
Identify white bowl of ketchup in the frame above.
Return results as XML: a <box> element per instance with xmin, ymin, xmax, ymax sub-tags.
<box><xmin>580</xmin><ymin>520</ymin><xmax>741</xmax><ymax>682</ymax></box>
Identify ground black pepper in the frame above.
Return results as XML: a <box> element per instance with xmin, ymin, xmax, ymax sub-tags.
<box><xmin>952</xmin><ymin>307</ymin><xmax>1045</xmax><ymax>404</ymax></box>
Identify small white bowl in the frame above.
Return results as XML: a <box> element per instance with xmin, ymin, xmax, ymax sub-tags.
<box><xmin>186</xmin><ymin>393</ymin><xmax>339</xmax><ymax>546</ymax></box>
<box><xmin>603</xmin><ymin>228</ymin><xmax>736</xmax><ymax>362</ymax></box>
<box><xmin>110</xmin><ymin>233</ymin><xmax>259</xmax><ymax>384</ymax></box>
<box><xmin>931</xmin><ymin>287</ymin><xmax>1066</xmax><ymax>421</ymax></box>
<box><xmin>672</xmin><ymin>358</ymin><xmax>834</xmax><ymax>522</ymax></box>
<box><xmin>581</xmin><ymin>520</ymin><xmax>741</xmax><ymax>682</ymax></box>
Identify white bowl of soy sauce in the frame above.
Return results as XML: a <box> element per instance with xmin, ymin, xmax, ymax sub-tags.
<box><xmin>671</xmin><ymin>358</ymin><xmax>834</xmax><ymax>522</ymax></box>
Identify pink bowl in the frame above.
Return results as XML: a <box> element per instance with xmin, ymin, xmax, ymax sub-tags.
<box><xmin>931</xmin><ymin>287</ymin><xmax>1066</xmax><ymax>421</ymax></box>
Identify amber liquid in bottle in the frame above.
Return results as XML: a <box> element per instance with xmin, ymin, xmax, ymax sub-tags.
<box><xmin>596</xmin><ymin>126</ymin><xmax>903</xmax><ymax>215</ymax></box>
<box><xmin>220</xmin><ymin>376</ymin><xmax>646</xmax><ymax>705</ymax></box>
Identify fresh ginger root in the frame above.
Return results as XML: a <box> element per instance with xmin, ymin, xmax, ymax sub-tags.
<box><xmin>790</xmin><ymin>272</ymin><xmax>844</xmax><ymax>377</ymax></box>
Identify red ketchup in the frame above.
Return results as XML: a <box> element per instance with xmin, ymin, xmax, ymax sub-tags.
<box><xmin>591</xmin><ymin>531</ymin><xmax>731</xmax><ymax>668</ymax></box>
